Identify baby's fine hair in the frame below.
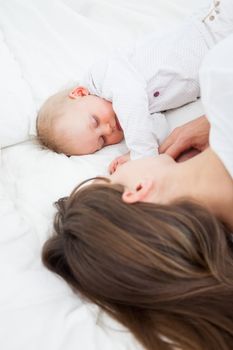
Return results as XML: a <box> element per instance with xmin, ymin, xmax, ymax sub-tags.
<box><xmin>36</xmin><ymin>88</ymin><xmax>72</xmax><ymax>153</ymax></box>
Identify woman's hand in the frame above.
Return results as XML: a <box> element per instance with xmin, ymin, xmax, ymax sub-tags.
<box><xmin>108</xmin><ymin>152</ymin><xmax>130</xmax><ymax>174</ymax></box>
<box><xmin>159</xmin><ymin>115</ymin><xmax>210</xmax><ymax>160</ymax></box>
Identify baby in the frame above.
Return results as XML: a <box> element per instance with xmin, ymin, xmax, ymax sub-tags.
<box><xmin>37</xmin><ymin>0</ymin><xmax>233</xmax><ymax>172</ymax></box>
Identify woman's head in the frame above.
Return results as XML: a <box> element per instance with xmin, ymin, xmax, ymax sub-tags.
<box><xmin>108</xmin><ymin>151</ymin><xmax>233</xmax><ymax>231</ymax></box>
<box><xmin>43</xmin><ymin>180</ymin><xmax>233</xmax><ymax>350</ymax></box>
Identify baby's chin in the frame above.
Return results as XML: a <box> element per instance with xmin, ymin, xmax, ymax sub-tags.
<box><xmin>105</xmin><ymin>132</ymin><xmax>124</xmax><ymax>146</ymax></box>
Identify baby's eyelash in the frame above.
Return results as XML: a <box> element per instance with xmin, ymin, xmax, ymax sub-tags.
<box><xmin>92</xmin><ymin>115</ymin><xmax>99</xmax><ymax>127</ymax></box>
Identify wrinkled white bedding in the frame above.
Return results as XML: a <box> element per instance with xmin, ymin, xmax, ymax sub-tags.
<box><xmin>0</xmin><ymin>1</ymin><xmax>206</xmax><ymax>349</ymax></box>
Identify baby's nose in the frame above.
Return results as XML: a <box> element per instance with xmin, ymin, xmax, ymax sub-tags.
<box><xmin>104</xmin><ymin>123</ymin><xmax>114</xmax><ymax>135</ymax></box>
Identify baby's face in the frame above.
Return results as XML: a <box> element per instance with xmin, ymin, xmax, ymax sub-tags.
<box><xmin>55</xmin><ymin>95</ymin><xmax>124</xmax><ymax>155</ymax></box>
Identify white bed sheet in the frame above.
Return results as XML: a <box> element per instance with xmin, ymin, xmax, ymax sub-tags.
<box><xmin>0</xmin><ymin>1</ymin><xmax>205</xmax><ymax>349</ymax></box>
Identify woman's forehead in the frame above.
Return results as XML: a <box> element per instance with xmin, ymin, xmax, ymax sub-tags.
<box><xmin>76</xmin><ymin>176</ymin><xmax>110</xmax><ymax>191</ymax></box>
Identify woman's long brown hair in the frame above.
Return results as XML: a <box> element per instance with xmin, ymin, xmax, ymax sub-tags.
<box><xmin>42</xmin><ymin>180</ymin><xmax>233</xmax><ymax>350</ymax></box>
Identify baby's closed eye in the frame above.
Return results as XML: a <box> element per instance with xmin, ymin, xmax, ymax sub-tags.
<box><xmin>91</xmin><ymin>115</ymin><xmax>99</xmax><ymax>128</ymax></box>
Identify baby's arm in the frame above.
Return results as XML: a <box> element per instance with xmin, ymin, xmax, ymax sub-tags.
<box><xmin>108</xmin><ymin>59</ymin><xmax>165</xmax><ymax>160</ymax></box>
<box><xmin>108</xmin><ymin>109</ymin><xmax>169</xmax><ymax>174</ymax></box>
<box><xmin>112</xmin><ymin>90</ymin><xmax>169</xmax><ymax>160</ymax></box>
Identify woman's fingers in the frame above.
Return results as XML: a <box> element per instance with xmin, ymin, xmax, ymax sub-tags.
<box><xmin>176</xmin><ymin>148</ymin><xmax>200</xmax><ymax>162</ymax></box>
<box><xmin>159</xmin><ymin>116</ymin><xmax>209</xmax><ymax>159</ymax></box>
<box><xmin>162</xmin><ymin>140</ymin><xmax>188</xmax><ymax>160</ymax></box>
<box><xmin>159</xmin><ymin>127</ymin><xmax>189</xmax><ymax>159</ymax></box>
<box><xmin>159</xmin><ymin>133</ymin><xmax>175</xmax><ymax>154</ymax></box>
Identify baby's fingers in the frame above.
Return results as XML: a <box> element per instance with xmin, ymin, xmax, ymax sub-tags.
<box><xmin>108</xmin><ymin>159</ymin><xmax>116</xmax><ymax>174</ymax></box>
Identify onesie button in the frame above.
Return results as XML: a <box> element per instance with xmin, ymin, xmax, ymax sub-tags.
<box><xmin>153</xmin><ymin>91</ymin><xmax>160</xmax><ymax>97</ymax></box>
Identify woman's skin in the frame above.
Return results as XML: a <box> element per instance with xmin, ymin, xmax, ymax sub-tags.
<box><xmin>109</xmin><ymin>148</ymin><xmax>233</xmax><ymax>230</ymax></box>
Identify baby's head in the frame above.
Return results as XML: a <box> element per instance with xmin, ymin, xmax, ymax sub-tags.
<box><xmin>36</xmin><ymin>86</ymin><xmax>124</xmax><ymax>155</ymax></box>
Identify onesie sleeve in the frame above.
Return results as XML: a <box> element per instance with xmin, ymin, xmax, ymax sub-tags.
<box><xmin>104</xmin><ymin>57</ymin><xmax>165</xmax><ymax>159</ymax></box>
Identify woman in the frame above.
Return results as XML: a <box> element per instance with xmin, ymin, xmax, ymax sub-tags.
<box><xmin>42</xmin><ymin>33</ymin><xmax>233</xmax><ymax>350</ymax></box>
<box><xmin>43</xmin><ymin>181</ymin><xmax>233</xmax><ymax>350</ymax></box>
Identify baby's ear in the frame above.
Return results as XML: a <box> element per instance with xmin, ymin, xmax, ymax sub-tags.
<box><xmin>69</xmin><ymin>86</ymin><xmax>89</xmax><ymax>99</ymax></box>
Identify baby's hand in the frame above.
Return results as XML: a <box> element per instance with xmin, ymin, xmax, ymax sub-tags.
<box><xmin>108</xmin><ymin>152</ymin><xmax>130</xmax><ymax>174</ymax></box>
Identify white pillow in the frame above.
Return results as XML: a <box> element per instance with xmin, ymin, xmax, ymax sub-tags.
<box><xmin>0</xmin><ymin>29</ymin><xmax>35</xmax><ymax>148</ymax></box>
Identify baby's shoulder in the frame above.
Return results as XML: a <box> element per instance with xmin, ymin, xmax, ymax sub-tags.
<box><xmin>83</xmin><ymin>55</ymin><xmax>110</xmax><ymax>93</ymax></box>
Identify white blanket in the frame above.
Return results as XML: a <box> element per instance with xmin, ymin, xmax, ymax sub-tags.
<box><xmin>0</xmin><ymin>1</ymin><xmax>206</xmax><ymax>349</ymax></box>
